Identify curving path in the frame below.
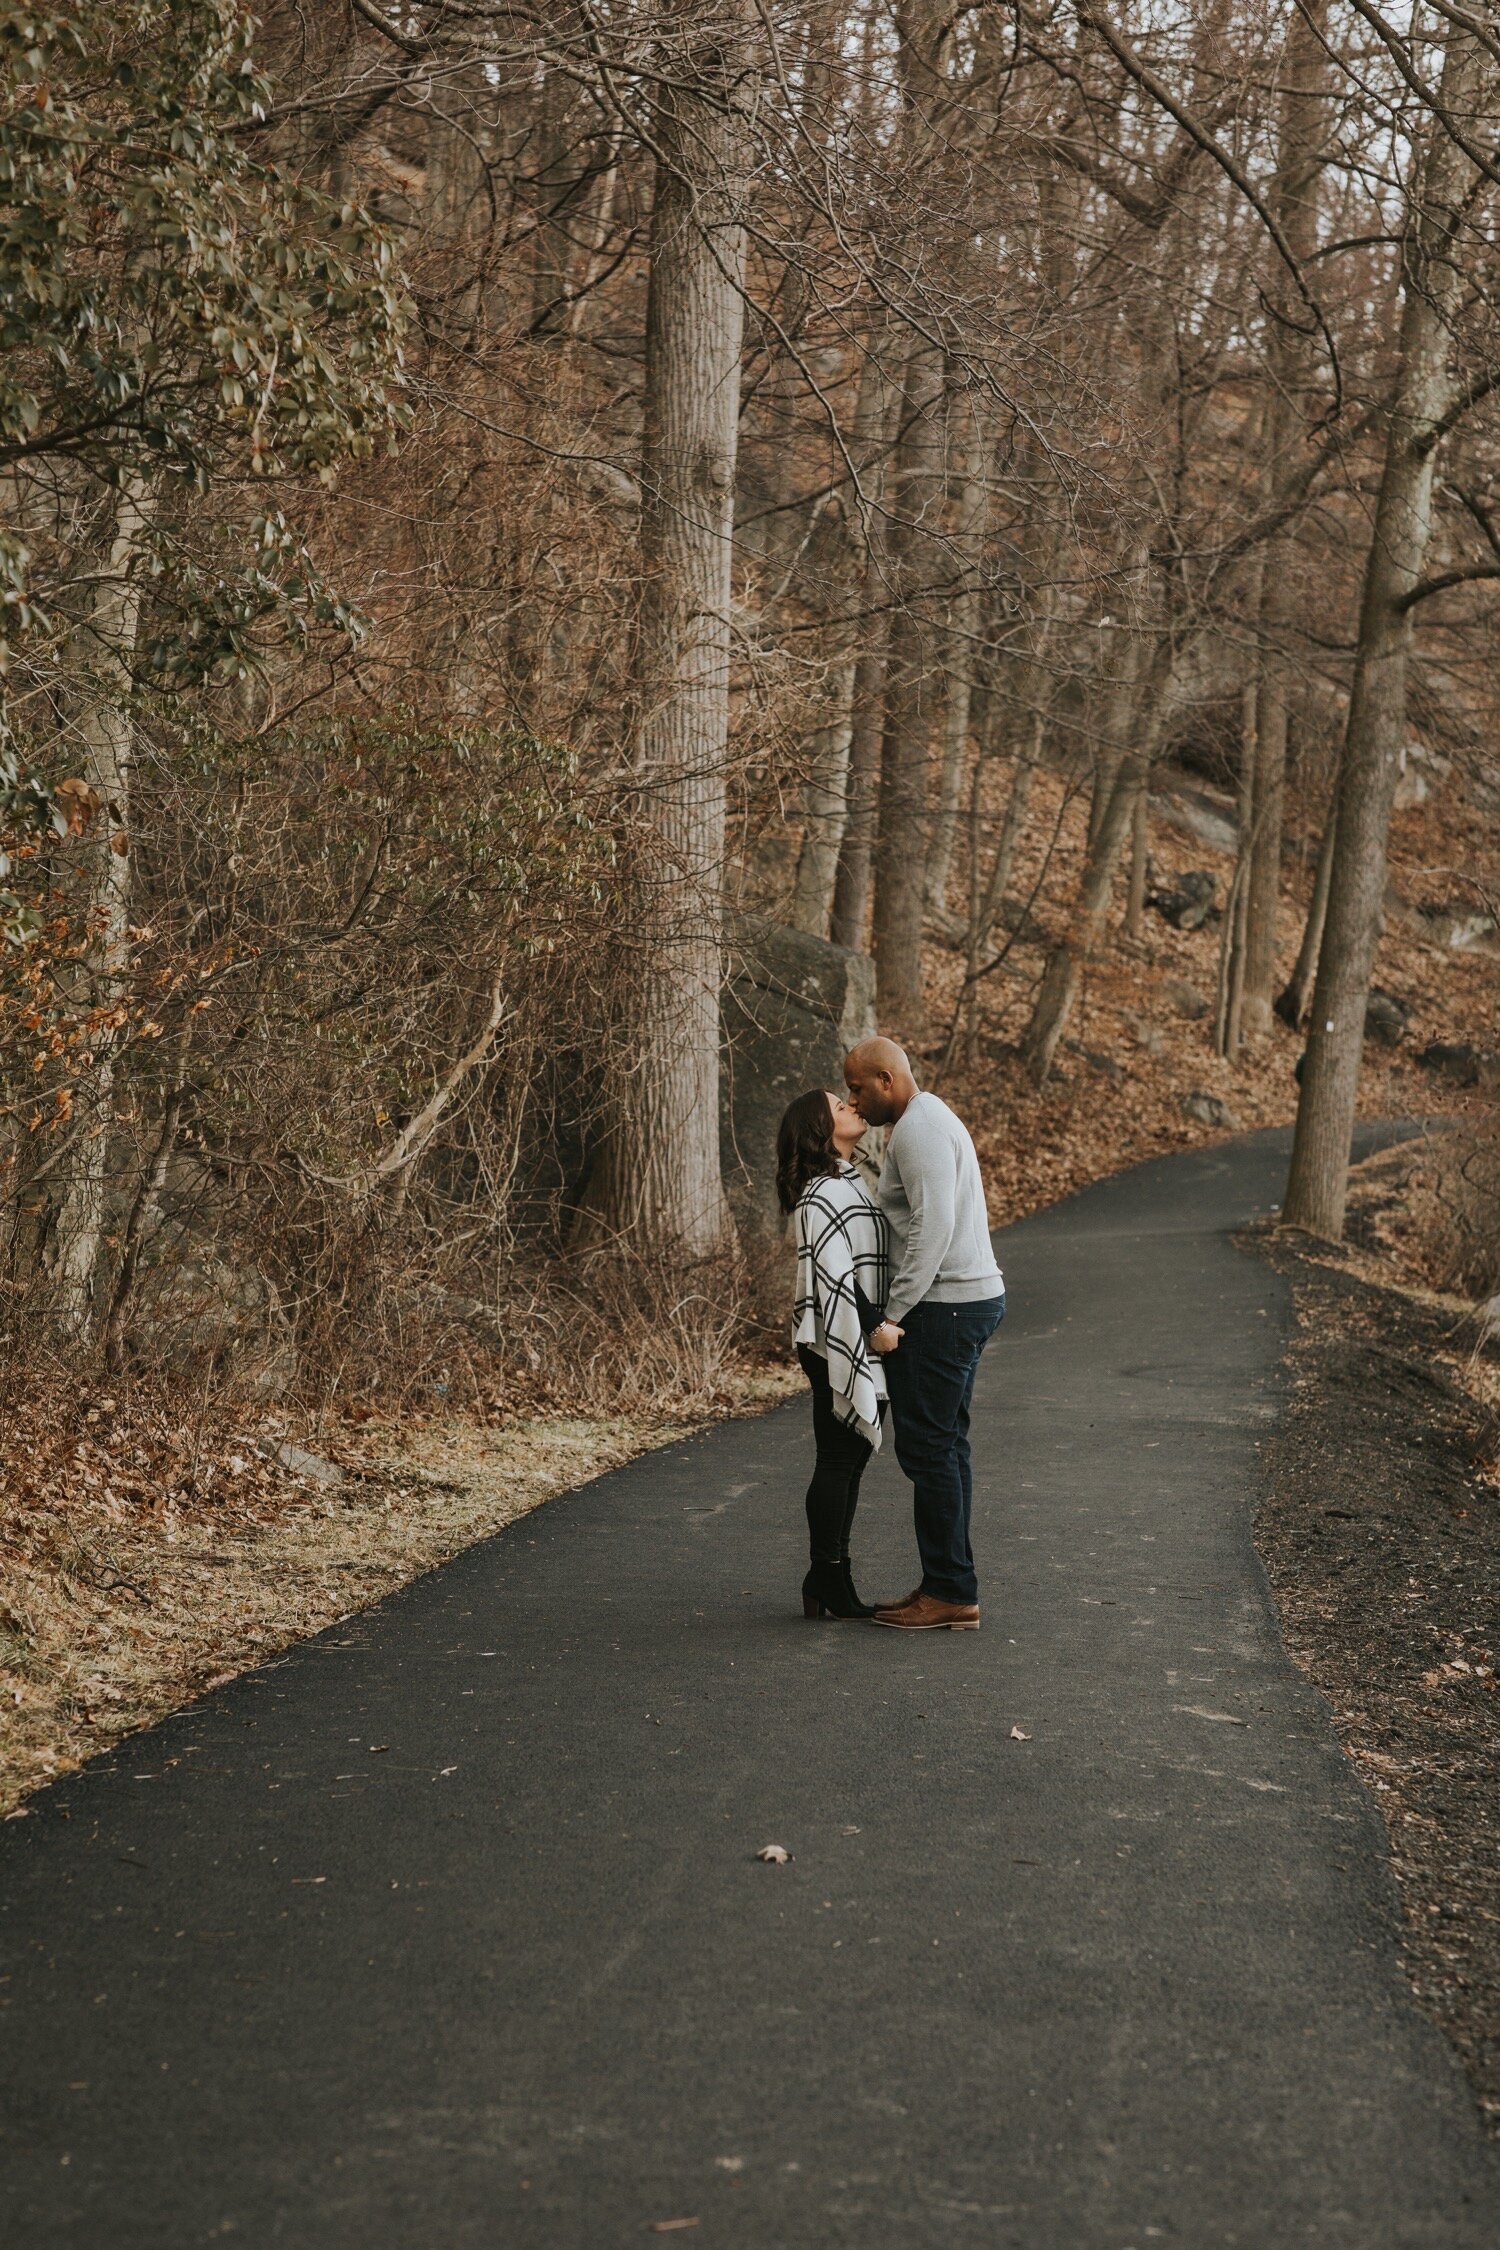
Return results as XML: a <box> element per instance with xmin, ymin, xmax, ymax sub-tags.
<box><xmin>2</xmin><ymin>1127</ymin><xmax>1497</xmax><ymax>2246</ymax></box>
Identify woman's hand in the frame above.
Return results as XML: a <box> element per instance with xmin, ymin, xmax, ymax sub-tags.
<box><xmin>869</xmin><ymin>1320</ymin><xmax>904</xmax><ymax>1355</ymax></box>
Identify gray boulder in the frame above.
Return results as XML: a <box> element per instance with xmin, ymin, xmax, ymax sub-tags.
<box><xmin>269</xmin><ymin>1440</ymin><xmax>344</xmax><ymax>1489</ymax></box>
<box><xmin>1364</xmin><ymin>989</ymin><xmax>1410</xmax><ymax>1047</ymax></box>
<box><xmin>1062</xmin><ymin>1037</ymin><xmax>1125</xmax><ymax>1084</ymax></box>
<box><xmin>1393</xmin><ymin>741</ymin><xmax>1451</xmax><ymax>809</ymax></box>
<box><xmin>1149</xmin><ymin>785</ymin><xmax>1239</xmax><ymax>855</ymax></box>
<box><xmin>721</xmin><ymin>912</ymin><xmax>876</xmax><ymax>1240</ymax></box>
<box><xmin>1160</xmin><ymin>976</ymin><xmax>1212</xmax><ymax>1021</ymax></box>
<box><xmin>1181</xmin><ymin>1090</ymin><xmax>1243</xmax><ymax>1132</ymax></box>
<box><xmin>1415</xmin><ymin>902</ymin><xmax>1498</xmax><ymax>955</ymax></box>
<box><xmin>1148</xmin><ymin>870</ymin><xmax>1218</xmax><ymax>931</ymax></box>
<box><xmin>1418</xmin><ymin>1041</ymin><xmax>1500</xmax><ymax>1091</ymax></box>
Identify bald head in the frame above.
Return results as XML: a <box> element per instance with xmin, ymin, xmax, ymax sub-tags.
<box><xmin>846</xmin><ymin>1036</ymin><xmax>909</xmax><ymax>1076</ymax></box>
<box><xmin>843</xmin><ymin>1036</ymin><xmax>918</xmax><ymax>1127</ymax></box>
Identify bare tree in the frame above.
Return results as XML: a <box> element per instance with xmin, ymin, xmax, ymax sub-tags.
<box><xmin>872</xmin><ymin>329</ymin><xmax>947</xmax><ymax>1029</ymax></box>
<box><xmin>1285</xmin><ymin>13</ymin><xmax>1500</xmax><ymax>1237</ymax></box>
<box><xmin>575</xmin><ymin>2</ymin><xmax>759</xmax><ymax>1254</ymax></box>
<box><xmin>1240</xmin><ymin>0</ymin><xmax>1333</xmax><ymax>1040</ymax></box>
<box><xmin>43</xmin><ymin>482</ymin><xmax>150</xmax><ymax>1337</ymax></box>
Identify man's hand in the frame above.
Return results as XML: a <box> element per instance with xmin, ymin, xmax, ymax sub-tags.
<box><xmin>869</xmin><ymin>1321</ymin><xmax>904</xmax><ymax>1355</ymax></box>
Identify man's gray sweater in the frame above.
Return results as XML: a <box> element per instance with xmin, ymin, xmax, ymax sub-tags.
<box><xmin>878</xmin><ymin>1090</ymin><xmax>1003</xmax><ymax>1326</ymax></box>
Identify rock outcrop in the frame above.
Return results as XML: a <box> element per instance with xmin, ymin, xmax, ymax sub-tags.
<box><xmin>721</xmin><ymin>912</ymin><xmax>876</xmax><ymax>1240</ymax></box>
<box><xmin>1147</xmin><ymin>870</ymin><xmax>1218</xmax><ymax>931</ymax></box>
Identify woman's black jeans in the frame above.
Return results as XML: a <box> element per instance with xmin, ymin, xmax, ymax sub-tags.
<box><xmin>797</xmin><ymin>1345</ymin><xmax>882</xmax><ymax>1567</ymax></box>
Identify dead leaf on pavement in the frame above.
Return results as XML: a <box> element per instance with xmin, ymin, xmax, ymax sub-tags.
<box><xmin>755</xmin><ymin>1843</ymin><xmax>790</xmax><ymax>1864</ymax></box>
<box><xmin>648</xmin><ymin>2221</ymin><xmax>700</xmax><ymax>2234</ymax></box>
<box><xmin>1009</xmin><ymin>1725</ymin><xmax>1031</xmax><ymax>1741</ymax></box>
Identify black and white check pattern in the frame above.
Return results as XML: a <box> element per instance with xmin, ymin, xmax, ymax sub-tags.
<box><xmin>792</xmin><ymin>1162</ymin><xmax>891</xmax><ymax>1449</ymax></box>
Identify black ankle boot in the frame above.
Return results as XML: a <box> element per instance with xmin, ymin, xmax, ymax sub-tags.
<box><xmin>802</xmin><ymin>1561</ymin><xmax>874</xmax><ymax>1621</ymax></box>
<box><xmin>837</xmin><ymin>1559</ymin><xmax>875</xmax><ymax>1618</ymax></box>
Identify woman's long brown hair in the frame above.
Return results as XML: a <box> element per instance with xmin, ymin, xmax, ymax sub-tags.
<box><xmin>776</xmin><ymin>1088</ymin><xmax>840</xmax><ymax>1215</ymax></box>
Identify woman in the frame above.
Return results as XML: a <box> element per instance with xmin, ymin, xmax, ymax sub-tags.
<box><xmin>776</xmin><ymin>1086</ymin><xmax>894</xmax><ymax>1622</ymax></box>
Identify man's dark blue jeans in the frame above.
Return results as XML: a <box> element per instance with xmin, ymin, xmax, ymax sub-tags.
<box><xmin>881</xmin><ymin>1295</ymin><xmax>1005</xmax><ymax>1605</ymax></box>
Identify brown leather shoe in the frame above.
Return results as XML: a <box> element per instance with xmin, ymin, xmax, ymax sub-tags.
<box><xmin>873</xmin><ymin>1593</ymin><xmax>980</xmax><ymax>1632</ymax></box>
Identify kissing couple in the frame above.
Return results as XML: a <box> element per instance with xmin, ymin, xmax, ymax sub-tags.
<box><xmin>775</xmin><ymin>1037</ymin><xmax>1004</xmax><ymax>1632</ymax></box>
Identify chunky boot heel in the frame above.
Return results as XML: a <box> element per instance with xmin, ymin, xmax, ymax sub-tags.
<box><xmin>802</xmin><ymin>1566</ymin><xmax>834</xmax><ymax>1618</ymax></box>
<box><xmin>802</xmin><ymin>1562</ymin><xmax>873</xmax><ymax>1621</ymax></box>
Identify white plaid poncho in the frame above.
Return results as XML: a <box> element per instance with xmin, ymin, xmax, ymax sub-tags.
<box><xmin>792</xmin><ymin>1162</ymin><xmax>891</xmax><ymax>1450</ymax></box>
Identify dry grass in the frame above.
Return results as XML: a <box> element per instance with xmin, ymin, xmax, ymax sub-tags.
<box><xmin>1335</xmin><ymin>1126</ymin><xmax>1500</xmax><ymax>1466</ymax></box>
<box><xmin>0</xmin><ymin>1365</ymin><xmax>798</xmax><ymax>1820</ymax></box>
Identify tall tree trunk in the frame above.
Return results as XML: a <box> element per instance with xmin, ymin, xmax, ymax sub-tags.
<box><xmin>985</xmin><ymin>735</ymin><xmax>1038</xmax><ymax>937</ymax></box>
<box><xmin>868</xmin><ymin>0</ymin><xmax>951</xmax><ymax>1029</ymax></box>
<box><xmin>790</xmin><ymin>659</ymin><xmax>856</xmax><ymax>936</ymax></box>
<box><xmin>1123</xmin><ymin>776</ymin><xmax>1149</xmax><ymax>943</ymax></box>
<box><xmin>1242</xmin><ymin>658</ymin><xmax>1289</xmax><ymax>1027</ymax></box>
<box><xmin>939</xmin><ymin>701</ymin><xmax>1041</xmax><ymax>1078</ymax></box>
<box><xmin>1021</xmin><ymin>633</ymin><xmax>1173</xmax><ymax>1082</ymax></box>
<box><xmin>1276</xmin><ymin>783</ymin><xmax>1337</xmax><ymax>1029</ymax></box>
<box><xmin>822</xmin><ymin>318</ymin><xmax>903</xmax><ymax>948</ymax></box>
<box><xmin>45</xmin><ymin>479</ymin><xmax>150</xmax><ymax>1336</ymax></box>
<box><xmin>967</xmin><ymin>586</ymin><xmax>1049</xmax><ymax>961</ymax></box>
<box><xmin>422</xmin><ymin>63</ymin><xmax>495</xmax><ymax>344</ymax></box>
<box><xmin>871</xmin><ymin>336</ymin><xmax>946</xmax><ymax>1029</ymax></box>
<box><xmin>1284</xmin><ymin>25</ymin><xmax>1494</xmax><ymax>1237</ymax></box>
<box><xmin>575</xmin><ymin>9</ymin><xmax>755</xmax><ymax>1254</ymax></box>
<box><xmin>924</xmin><ymin>620</ymin><xmax>975</xmax><ymax>927</ymax></box>
<box><xmin>925</xmin><ymin>390</ymin><xmax>989</xmax><ymax>920</ymax></box>
<box><xmin>1242</xmin><ymin>0</ymin><xmax>1331</xmax><ymax>1036</ymax></box>
<box><xmin>564</xmin><ymin>128</ymin><xmax>624</xmax><ymax>337</ymax></box>
<box><xmin>1217</xmin><ymin>670</ymin><xmax>1260</xmax><ymax>1054</ymax></box>
<box><xmin>1085</xmin><ymin>655</ymin><xmax>1135</xmax><ymax>856</ymax></box>
<box><xmin>530</xmin><ymin>32</ymin><xmax>583</xmax><ymax>333</ymax></box>
<box><xmin>829</xmin><ymin>622</ymin><xmax>889</xmax><ymax>949</ymax></box>
<box><xmin>422</xmin><ymin>66</ymin><xmax>501</xmax><ymax>720</ymax></box>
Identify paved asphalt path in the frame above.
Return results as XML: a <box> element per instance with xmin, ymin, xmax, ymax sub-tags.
<box><xmin>3</xmin><ymin>1126</ymin><xmax>1498</xmax><ymax>2248</ymax></box>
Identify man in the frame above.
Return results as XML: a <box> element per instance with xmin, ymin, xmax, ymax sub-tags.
<box><xmin>843</xmin><ymin>1038</ymin><xmax>1004</xmax><ymax>1631</ymax></box>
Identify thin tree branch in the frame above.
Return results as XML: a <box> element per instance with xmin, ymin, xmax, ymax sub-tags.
<box><xmin>1071</xmin><ymin>0</ymin><xmax>1342</xmax><ymax>416</ymax></box>
<box><xmin>1396</xmin><ymin>562</ymin><xmax>1500</xmax><ymax>610</ymax></box>
<box><xmin>295</xmin><ymin>978</ymin><xmax>510</xmax><ymax>1194</ymax></box>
